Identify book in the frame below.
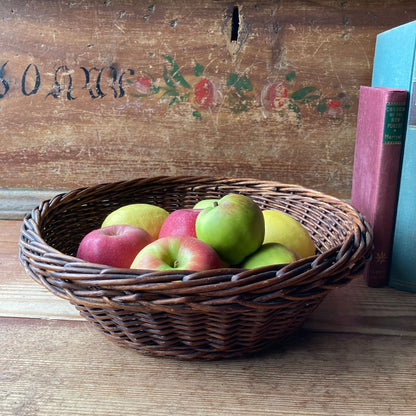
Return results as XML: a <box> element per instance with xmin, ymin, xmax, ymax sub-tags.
<box><xmin>351</xmin><ymin>86</ymin><xmax>408</xmax><ymax>287</ymax></box>
<box><xmin>372</xmin><ymin>20</ymin><xmax>416</xmax><ymax>292</ymax></box>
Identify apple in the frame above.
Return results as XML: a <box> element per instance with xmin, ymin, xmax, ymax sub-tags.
<box><xmin>130</xmin><ymin>236</ymin><xmax>225</xmax><ymax>271</ymax></box>
<box><xmin>77</xmin><ymin>224</ymin><xmax>153</xmax><ymax>268</ymax></box>
<box><xmin>262</xmin><ymin>210</ymin><xmax>316</xmax><ymax>258</ymax></box>
<box><xmin>195</xmin><ymin>193</ymin><xmax>264</xmax><ymax>265</ymax></box>
<box><xmin>193</xmin><ymin>198</ymin><xmax>219</xmax><ymax>209</ymax></box>
<box><xmin>158</xmin><ymin>208</ymin><xmax>201</xmax><ymax>238</ymax></box>
<box><xmin>102</xmin><ymin>203</ymin><xmax>169</xmax><ymax>240</ymax></box>
<box><xmin>241</xmin><ymin>242</ymin><xmax>299</xmax><ymax>269</ymax></box>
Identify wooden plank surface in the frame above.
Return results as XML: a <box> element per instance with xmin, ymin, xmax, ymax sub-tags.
<box><xmin>1</xmin><ymin>318</ymin><xmax>415</xmax><ymax>416</ymax></box>
<box><xmin>1</xmin><ymin>1</ymin><xmax>416</xmax><ymax>199</ymax></box>
<box><xmin>0</xmin><ymin>220</ymin><xmax>80</xmax><ymax>319</ymax></box>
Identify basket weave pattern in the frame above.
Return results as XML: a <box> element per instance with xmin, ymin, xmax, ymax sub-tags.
<box><xmin>19</xmin><ymin>176</ymin><xmax>372</xmax><ymax>359</ymax></box>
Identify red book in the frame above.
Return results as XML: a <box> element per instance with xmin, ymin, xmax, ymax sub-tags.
<box><xmin>351</xmin><ymin>86</ymin><xmax>408</xmax><ymax>287</ymax></box>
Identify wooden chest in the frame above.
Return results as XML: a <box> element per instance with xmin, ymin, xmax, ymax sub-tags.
<box><xmin>1</xmin><ymin>1</ymin><xmax>415</xmax><ymax>217</ymax></box>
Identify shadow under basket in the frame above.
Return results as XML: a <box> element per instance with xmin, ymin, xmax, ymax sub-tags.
<box><xmin>19</xmin><ymin>176</ymin><xmax>373</xmax><ymax>360</ymax></box>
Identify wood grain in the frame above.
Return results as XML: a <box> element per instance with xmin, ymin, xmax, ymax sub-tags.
<box><xmin>1</xmin><ymin>1</ymin><xmax>416</xmax><ymax>198</ymax></box>
<box><xmin>1</xmin><ymin>318</ymin><xmax>415</xmax><ymax>416</ymax></box>
<box><xmin>0</xmin><ymin>220</ymin><xmax>80</xmax><ymax>319</ymax></box>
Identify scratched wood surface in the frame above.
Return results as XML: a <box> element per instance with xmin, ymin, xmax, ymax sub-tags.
<box><xmin>1</xmin><ymin>1</ymin><xmax>416</xmax><ymax>200</ymax></box>
<box><xmin>2</xmin><ymin>218</ymin><xmax>416</xmax><ymax>415</ymax></box>
<box><xmin>2</xmin><ymin>318</ymin><xmax>416</xmax><ymax>416</ymax></box>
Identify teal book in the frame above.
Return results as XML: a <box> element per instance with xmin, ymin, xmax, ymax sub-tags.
<box><xmin>372</xmin><ymin>20</ymin><xmax>416</xmax><ymax>292</ymax></box>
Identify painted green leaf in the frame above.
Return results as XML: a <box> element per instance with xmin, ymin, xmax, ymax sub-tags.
<box><xmin>194</xmin><ymin>63</ymin><xmax>204</xmax><ymax>77</ymax></box>
<box><xmin>234</xmin><ymin>76</ymin><xmax>253</xmax><ymax>94</ymax></box>
<box><xmin>192</xmin><ymin>110</ymin><xmax>202</xmax><ymax>120</ymax></box>
<box><xmin>172</xmin><ymin>69</ymin><xmax>191</xmax><ymax>89</ymax></box>
<box><xmin>286</xmin><ymin>71</ymin><xmax>296</xmax><ymax>82</ymax></box>
<box><xmin>163</xmin><ymin>66</ymin><xmax>176</xmax><ymax>88</ymax></box>
<box><xmin>169</xmin><ymin>96</ymin><xmax>179</xmax><ymax>106</ymax></box>
<box><xmin>317</xmin><ymin>101</ymin><xmax>327</xmax><ymax>113</ymax></box>
<box><xmin>161</xmin><ymin>88</ymin><xmax>179</xmax><ymax>99</ymax></box>
<box><xmin>162</xmin><ymin>54</ymin><xmax>191</xmax><ymax>89</ymax></box>
<box><xmin>288</xmin><ymin>102</ymin><xmax>302</xmax><ymax>125</ymax></box>
<box><xmin>291</xmin><ymin>87</ymin><xmax>318</xmax><ymax>101</ymax></box>
<box><xmin>298</xmin><ymin>93</ymin><xmax>322</xmax><ymax>104</ymax></box>
<box><xmin>150</xmin><ymin>84</ymin><xmax>160</xmax><ymax>95</ymax></box>
<box><xmin>180</xmin><ymin>92</ymin><xmax>190</xmax><ymax>102</ymax></box>
<box><xmin>288</xmin><ymin>102</ymin><xmax>301</xmax><ymax>114</ymax></box>
<box><xmin>227</xmin><ymin>73</ymin><xmax>239</xmax><ymax>87</ymax></box>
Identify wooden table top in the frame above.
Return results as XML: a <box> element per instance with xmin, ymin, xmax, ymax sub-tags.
<box><xmin>1</xmin><ymin>219</ymin><xmax>415</xmax><ymax>415</ymax></box>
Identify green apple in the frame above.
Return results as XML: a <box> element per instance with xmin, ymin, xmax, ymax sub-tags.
<box><xmin>262</xmin><ymin>209</ymin><xmax>316</xmax><ymax>258</ymax></box>
<box><xmin>195</xmin><ymin>193</ymin><xmax>264</xmax><ymax>265</ymax></box>
<box><xmin>193</xmin><ymin>199</ymin><xmax>219</xmax><ymax>209</ymax></box>
<box><xmin>241</xmin><ymin>242</ymin><xmax>298</xmax><ymax>269</ymax></box>
<box><xmin>102</xmin><ymin>203</ymin><xmax>169</xmax><ymax>240</ymax></box>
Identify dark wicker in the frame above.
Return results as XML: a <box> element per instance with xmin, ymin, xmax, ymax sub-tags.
<box><xmin>19</xmin><ymin>176</ymin><xmax>372</xmax><ymax>360</ymax></box>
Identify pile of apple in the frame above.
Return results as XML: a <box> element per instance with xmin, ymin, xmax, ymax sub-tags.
<box><xmin>76</xmin><ymin>193</ymin><xmax>316</xmax><ymax>271</ymax></box>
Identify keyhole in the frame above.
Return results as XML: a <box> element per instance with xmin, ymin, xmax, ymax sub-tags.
<box><xmin>231</xmin><ymin>6</ymin><xmax>239</xmax><ymax>42</ymax></box>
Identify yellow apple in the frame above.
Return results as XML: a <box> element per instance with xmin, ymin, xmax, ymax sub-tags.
<box><xmin>262</xmin><ymin>209</ymin><xmax>315</xmax><ymax>258</ymax></box>
<box><xmin>102</xmin><ymin>203</ymin><xmax>169</xmax><ymax>240</ymax></box>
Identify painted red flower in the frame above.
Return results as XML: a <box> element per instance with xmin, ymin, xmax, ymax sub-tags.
<box><xmin>194</xmin><ymin>78</ymin><xmax>215</xmax><ymax>110</ymax></box>
<box><xmin>328</xmin><ymin>99</ymin><xmax>341</xmax><ymax>108</ymax></box>
<box><xmin>134</xmin><ymin>76</ymin><xmax>153</xmax><ymax>96</ymax></box>
<box><xmin>327</xmin><ymin>99</ymin><xmax>343</xmax><ymax>119</ymax></box>
<box><xmin>262</xmin><ymin>82</ymin><xmax>288</xmax><ymax>111</ymax></box>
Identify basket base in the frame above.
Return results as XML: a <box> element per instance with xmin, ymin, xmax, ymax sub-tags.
<box><xmin>72</xmin><ymin>294</ymin><xmax>325</xmax><ymax>360</ymax></box>
<box><xmin>83</xmin><ymin>316</ymin><xmax>300</xmax><ymax>360</ymax></box>
<box><xmin>107</xmin><ymin>331</ymin><xmax>297</xmax><ymax>360</ymax></box>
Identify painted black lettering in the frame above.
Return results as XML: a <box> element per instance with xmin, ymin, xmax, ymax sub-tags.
<box><xmin>108</xmin><ymin>66</ymin><xmax>118</xmax><ymax>98</ymax></box>
<box><xmin>21</xmin><ymin>64</ymin><xmax>41</xmax><ymax>96</ymax></box>
<box><xmin>118</xmin><ymin>69</ymin><xmax>134</xmax><ymax>98</ymax></box>
<box><xmin>46</xmin><ymin>65</ymin><xmax>76</xmax><ymax>100</ymax></box>
<box><xmin>0</xmin><ymin>61</ymin><xmax>9</xmax><ymax>98</ymax></box>
<box><xmin>81</xmin><ymin>67</ymin><xmax>105</xmax><ymax>99</ymax></box>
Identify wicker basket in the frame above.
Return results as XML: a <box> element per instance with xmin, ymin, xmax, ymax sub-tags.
<box><xmin>19</xmin><ymin>176</ymin><xmax>372</xmax><ymax>360</ymax></box>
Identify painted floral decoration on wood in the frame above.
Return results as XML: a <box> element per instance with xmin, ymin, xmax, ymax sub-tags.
<box><xmin>128</xmin><ymin>55</ymin><xmax>351</xmax><ymax>125</ymax></box>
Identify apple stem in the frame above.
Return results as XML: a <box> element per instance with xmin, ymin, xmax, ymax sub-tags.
<box><xmin>173</xmin><ymin>259</ymin><xmax>179</xmax><ymax>268</ymax></box>
<box><xmin>213</xmin><ymin>201</ymin><xmax>219</xmax><ymax>207</ymax></box>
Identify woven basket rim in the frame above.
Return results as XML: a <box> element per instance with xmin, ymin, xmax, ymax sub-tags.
<box><xmin>18</xmin><ymin>176</ymin><xmax>373</xmax><ymax>308</ymax></box>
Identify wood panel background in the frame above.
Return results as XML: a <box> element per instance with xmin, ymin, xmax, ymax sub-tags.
<box><xmin>1</xmin><ymin>0</ymin><xmax>416</xmax><ymax>207</ymax></box>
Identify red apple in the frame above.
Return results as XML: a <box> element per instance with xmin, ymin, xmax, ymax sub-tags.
<box><xmin>77</xmin><ymin>224</ymin><xmax>153</xmax><ymax>268</ymax></box>
<box><xmin>130</xmin><ymin>236</ymin><xmax>224</xmax><ymax>271</ymax></box>
<box><xmin>158</xmin><ymin>209</ymin><xmax>201</xmax><ymax>239</ymax></box>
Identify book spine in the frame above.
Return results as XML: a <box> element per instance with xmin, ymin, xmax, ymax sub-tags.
<box><xmin>370</xmin><ymin>20</ymin><xmax>416</xmax><ymax>292</ymax></box>
<box><xmin>389</xmin><ymin>78</ymin><xmax>416</xmax><ymax>292</ymax></box>
<box><xmin>351</xmin><ymin>87</ymin><xmax>408</xmax><ymax>287</ymax></box>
